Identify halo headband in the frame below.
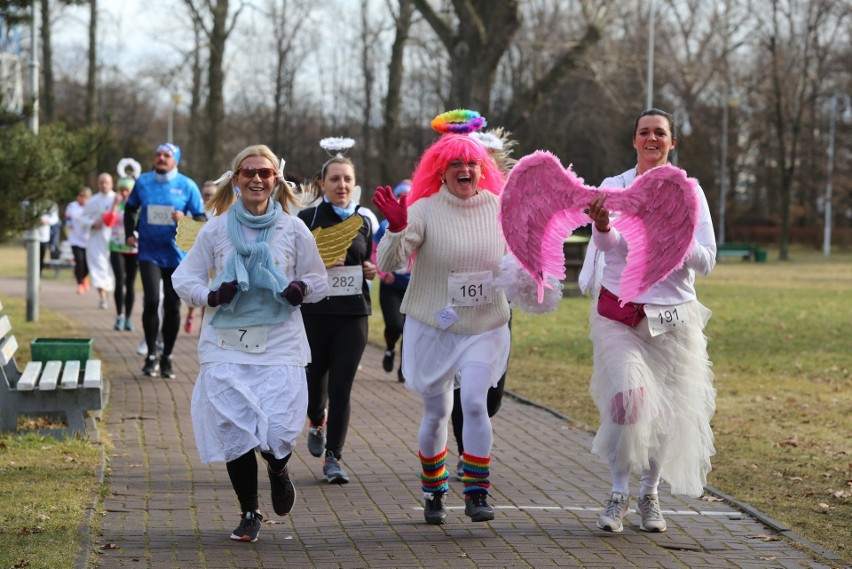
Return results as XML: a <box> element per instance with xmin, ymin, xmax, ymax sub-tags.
<box><xmin>431</xmin><ymin>109</ymin><xmax>486</xmax><ymax>134</ymax></box>
<box><xmin>319</xmin><ymin>137</ymin><xmax>356</xmax><ymax>156</ymax></box>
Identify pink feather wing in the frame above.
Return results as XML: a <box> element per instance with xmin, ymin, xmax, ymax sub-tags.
<box><xmin>500</xmin><ymin>151</ymin><xmax>595</xmax><ymax>301</ymax></box>
<box><xmin>603</xmin><ymin>165</ymin><xmax>700</xmax><ymax>302</ymax></box>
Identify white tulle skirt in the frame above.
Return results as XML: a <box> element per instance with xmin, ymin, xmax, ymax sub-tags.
<box><xmin>191</xmin><ymin>362</ymin><xmax>308</xmax><ymax>463</ymax></box>
<box><xmin>401</xmin><ymin>318</ymin><xmax>510</xmax><ymax>397</ymax></box>
<box><xmin>589</xmin><ymin>298</ymin><xmax>716</xmax><ymax>497</ymax></box>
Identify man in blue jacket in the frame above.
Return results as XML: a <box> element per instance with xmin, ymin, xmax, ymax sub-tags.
<box><xmin>124</xmin><ymin>143</ymin><xmax>205</xmax><ymax>378</ymax></box>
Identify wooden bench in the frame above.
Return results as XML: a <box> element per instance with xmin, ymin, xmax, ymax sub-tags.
<box><xmin>0</xmin><ymin>300</ymin><xmax>103</xmax><ymax>438</ymax></box>
<box><xmin>43</xmin><ymin>241</ymin><xmax>75</xmax><ymax>278</ymax></box>
<box><xmin>717</xmin><ymin>242</ymin><xmax>756</xmax><ymax>261</ymax></box>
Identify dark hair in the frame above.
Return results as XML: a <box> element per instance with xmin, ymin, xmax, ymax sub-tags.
<box><xmin>633</xmin><ymin>108</ymin><xmax>675</xmax><ymax>139</ymax></box>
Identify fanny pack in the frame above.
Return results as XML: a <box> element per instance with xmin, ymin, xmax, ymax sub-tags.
<box><xmin>598</xmin><ymin>286</ymin><xmax>646</xmax><ymax>327</ymax></box>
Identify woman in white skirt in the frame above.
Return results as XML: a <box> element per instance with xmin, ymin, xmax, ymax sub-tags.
<box><xmin>374</xmin><ymin>110</ymin><xmax>510</xmax><ymax>525</ymax></box>
<box><xmin>581</xmin><ymin>108</ymin><xmax>717</xmax><ymax>533</ymax></box>
<box><xmin>173</xmin><ymin>144</ymin><xmax>328</xmax><ymax>543</ymax></box>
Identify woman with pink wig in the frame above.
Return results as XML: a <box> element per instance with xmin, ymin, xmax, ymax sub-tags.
<box><xmin>374</xmin><ymin>110</ymin><xmax>509</xmax><ymax>525</ymax></box>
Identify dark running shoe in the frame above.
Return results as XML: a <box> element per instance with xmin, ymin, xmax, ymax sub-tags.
<box><xmin>268</xmin><ymin>465</ymin><xmax>296</xmax><ymax>516</ymax></box>
<box><xmin>307</xmin><ymin>423</ymin><xmax>326</xmax><ymax>457</ymax></box>
<box><xmin>464</xmin><ymin>491</ymin><xmax>494</xmax><ymax>522</ymax></box>
<box><xmin>142</xmin><ymin>355</ymin><xmax>159</xmax><ymax>377</ymax></box>
<box><xmin>160</xmin><ymin>354</ymin><xmax>175</xmax><ymax>379</ymax></box>
<box><xmin>423</xmin><ymin>492</ymin><xmax>448</xmax><ymax>525</ymax></box>
<box><xmin>230</xmin><ymin>511</ymin><xmax>263</xmax><ymax>542</ymax></box>
<box><xmin>323</xmin><ymin>451</ymin><xmax>350</xmax><ymax>484</ymax></box>
<box><xmin>382</xmin><ymin>350</ymin><xmax>394</xmax><ymax>372</ymax></box>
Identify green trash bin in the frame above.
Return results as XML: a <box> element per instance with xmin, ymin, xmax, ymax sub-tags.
<box><xmin>30</xmin><ymin>338</ymin><xmax>93</xmax><ymax>363</ymax></box>
<box><xmin>754</xmin><ymin>248</ymin><xmax>767</xmax><ymax>263</ymax></box>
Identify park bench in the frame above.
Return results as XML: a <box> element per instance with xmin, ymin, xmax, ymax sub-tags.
<box><xmin>0</xmin><ymin>300</ymin><xmax>103</xmax><ymax>438</ymax></box>
<box><xmin>717</xmin><ymin>242</ymin><xmax>756</xmax><ymax>261</ymax></box>
<box><xmin>43</xmin><ymin>241</ymin><xmax>75</xmax><ymax>278</ymax></box>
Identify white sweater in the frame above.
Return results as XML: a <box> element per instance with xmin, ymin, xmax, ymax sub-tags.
<box><xmin>376</xmin><ymin>186</ymin><xmax>509</xmax><ymax>334</ymax></box>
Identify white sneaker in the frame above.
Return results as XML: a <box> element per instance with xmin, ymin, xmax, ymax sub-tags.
<box><xmin>637</xmin><ymin>493</ymin><xmax>667</xmax><ymax>532</ymax></box>
<box><xmin>597</xmin><ymin>491</ymin><xmax>629</xmax><ymax>532</ymax></box>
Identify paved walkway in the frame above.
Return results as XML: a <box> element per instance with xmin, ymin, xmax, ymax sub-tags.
<box><xmin>2</xmin><ymin>276</ymin><xmax>839</xmax><ymax>568</ymax></box>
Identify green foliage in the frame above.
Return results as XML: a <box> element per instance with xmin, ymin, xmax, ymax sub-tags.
<box><xmin>0</xmin><ymin>0</ymin><xmax>32</xmax><ymax>27</ymax></box>
<box><xmin>0</xmin><ymin>122</ymin><xmax>110</xmax><ymax>242</ymax></box>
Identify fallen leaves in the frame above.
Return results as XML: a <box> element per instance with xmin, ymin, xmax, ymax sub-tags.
<box><xmin>748</xmin><ymin>534</ymin><xmax>781</xmax><ymax>542</ymax></box>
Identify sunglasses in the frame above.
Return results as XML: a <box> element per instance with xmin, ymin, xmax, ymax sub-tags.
<box><xmin>237</xmin><ymin>167</ymin><xmax>277</xmax><ymax>180</ymax></box>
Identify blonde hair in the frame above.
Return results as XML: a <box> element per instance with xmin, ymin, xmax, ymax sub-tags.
<box><xmin>206</xmin><ymin>144</ymin><xmax>298</xmax><ymax>216</ymax></box>
<box><xmin>307</xmin><ymin>155</ymin><xmax>356</xmax><ymax>202</ymax></box>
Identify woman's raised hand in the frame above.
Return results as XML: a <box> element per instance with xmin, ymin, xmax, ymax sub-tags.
<box><xmin>372</xmin><ymin>185</ymin><xmax>408</xmax><ymax>232</ymax></box>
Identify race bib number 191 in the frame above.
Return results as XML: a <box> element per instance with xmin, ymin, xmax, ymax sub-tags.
<box><xmin>644</xmin><ymin>303</ymin><xmax>688</xmax><ymax>337</ymax></box>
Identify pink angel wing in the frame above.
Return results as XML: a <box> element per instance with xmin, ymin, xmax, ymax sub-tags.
<box><xmin>500</xmin><ymin>151</ymin><xmax>596</xmax><ymax>301</ymax></box>
<box><xmin>602</xmin><ymin>165</ymin><xmax>700</xmax><ymax>302</ymax></box>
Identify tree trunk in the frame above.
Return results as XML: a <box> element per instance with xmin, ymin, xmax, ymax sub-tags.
<box><xmin>381</xmin><ymin>0</ymin><xmax>413</xmax><ymax>186</ymax></box>
<box><xmin>85</xmin><ymin>0</ymin><xmax>97</xmax><ymax>125</ymax></box>
<box><xmin>204</xmin><ymin>0</ymin><xmax>228</xmax><ymax>173</ymax></box>
<box><xmin>39</xmin><ymin>0</ymin><xmax>53</xmax><ymax>123</ymax></box>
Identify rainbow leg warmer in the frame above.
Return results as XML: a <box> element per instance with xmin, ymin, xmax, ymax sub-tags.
<box><xmin>419</xmin><ymin>448</ymin><xmax>449</xmax><ymax>494</ymax></box>
<box><xmin>461</xmin><ymin>451</ymin><xmax>491</xmax><ymax>494</ymax></box>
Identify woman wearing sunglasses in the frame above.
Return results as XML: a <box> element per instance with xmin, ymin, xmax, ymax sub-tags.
<box><xmin>296</xmin><ymin>148</ymin><xmax>377</xmax><ymax>485</ymax></box>
<box><xmin>173</xmin><ymin>144</ymin><xmax>328</xmax><ymax>543</ymax></box>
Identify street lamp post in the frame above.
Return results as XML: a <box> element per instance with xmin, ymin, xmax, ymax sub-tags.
<box><xmin>672</xmin><ymin>108</ymin><xmax>692</xmax><ymax>167</ymax></box>
<box><xmin>823</xmin><ymin>93</ymin><xmax>852</xmax><ymax>257</ymax></box>
<box><xmin>167</xmin><ymin>92</ymin><xmax>183</xmax><ymax>143</ymax></box>
<box><xmin>645</xmin><ymin>0</ymin><xmax>655</xmax><ymax>109</ymax></box>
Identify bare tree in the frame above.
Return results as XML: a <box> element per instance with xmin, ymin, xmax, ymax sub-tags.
<box><xmin>84</xmin><ymin>0</ymin><xmax>96</xmax><ymax>124</ymax></box>
<box><xmin>39</xmin><ymin>0</ymin><xmax>54</xmax><ymax>122</ymax></box>
<box><xmin>381</xmin><ymin>0</ymin><xmax>413</xmax><ymax>185</ymax></box>
<box><xmin>268</xmin><ymin>0</ymin><xmax>312</xmax><ymax>157</ymax></box>
<box><xmin>183</xmin><ymin>0</ymin><xmax>244</xmax><ymax>173</ymax></box>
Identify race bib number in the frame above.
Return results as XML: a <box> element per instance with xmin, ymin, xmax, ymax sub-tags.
<box><xmin>147</xmin><ymin>204</ymin><xmax>175</xmax><ymax>226</ymax></box>
<box><xmin>326</xmin><ymin>265</ymin><xmax>363</xmax><ymax>296</ymax></box>
<box><xmin>645</xmin><ymin>303</ymin><xmax>688</xmax><ymax>337</ymax></box>
<box><xmin>217</xmin><ymin>326</ymin><xmax>269</xmax><ymax>353</ymax></box>
<box><xmin>448</xmin><ymin>270</ymin><xmax>493</xmax><ymax>307</ymax></box>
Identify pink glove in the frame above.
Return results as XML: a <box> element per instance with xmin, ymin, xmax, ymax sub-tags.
<box><xmin>372</xmin><ymin>185</ymin><xmax>408</xmax><ymax>232</ymax></box>
<box><xmin>281</xmin><ymin>281</ymin><xmax>306</xmax><ymax>306</ymax></box>
<box><xmin>208</xmin><ymin>280</ymin><xmax>239</xmax><ymax>307</ymax></box>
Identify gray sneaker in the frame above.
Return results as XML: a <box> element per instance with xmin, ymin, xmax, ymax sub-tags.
<box><xmin>307</xmin><ymin>424</ymin><xmax>326</xmax><ymax>457</ymax></box>
<box><xmin>456</xmin><ymin>457</ymin><xmax>464</xmax><ymax>480</ymax></box>
<box><xmin>597</xmin><ymin>491</ymin><xmax>629</xmax><ymax>532</ymax></box>
<box><xmin>323</xmin><ymin>451</ymin><xmax>350</xmax><ymax>484</ymax></box>
<box><xmin>637</xmin><ymin>493</ymin><xmax>667</xmax><ymax>532</ymax></box>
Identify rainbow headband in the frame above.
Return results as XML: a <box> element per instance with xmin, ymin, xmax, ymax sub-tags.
<box><xmin>431</xmin><ymin>109</ymin><xmax>486</xmax><ymax>134</ymax></box>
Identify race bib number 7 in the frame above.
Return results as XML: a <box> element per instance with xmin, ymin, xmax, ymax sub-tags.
<box><xmin>217</xmin><ymin>326</ymin><xmax>269</xmax><ymax>353</ymax></box>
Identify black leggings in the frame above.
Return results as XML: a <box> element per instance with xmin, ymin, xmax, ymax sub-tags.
<box><xmin>226</xmin><ymin>450</ymin><xmax>290</xmax><ymax>513</ymax></box>
<box><xmin>379</xmin><ymin>283</ymin><xmax>406</xmax><ymax>349</ymax></box>
<box><xmin>71</xmin><ymin>245</ymin><xmax>88</xmax><ymax>284</ymax></box>
<box><xmin>304</xmin><ymin>314</ymin><xmax>368</xmax><ymax>458</ymax></box>
<box><xmin>138</xmin><ymin>261</ymin><xmax>180</xmax><ymax>357</ymax></box>
<box><xmin>110</xmin><ymin>252</ymin><xmax>138</xmax><ymax>318</ymax></box>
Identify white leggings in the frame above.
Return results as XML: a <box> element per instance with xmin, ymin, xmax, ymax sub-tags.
<box><xmin>609</xmin><ymin>457</ymin><xmax>662</xmax><ymax>498</ymax></box>
<box><xmin>419</xmin><ymin>363</ymin><xmax>493</xmax><ymax>459</ymax></box>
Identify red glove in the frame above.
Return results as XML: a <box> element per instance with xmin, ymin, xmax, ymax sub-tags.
<box><xmin>281</xmin><ymin>281</ymin><xmax>306</xmax><ymax>306</ymax></box>
<box><xmin>208</xmin><ymin>280</ymin><xmax>239</xmax><ymax>307</ymax></box>
<box><xmin>372</xmin><ymin>185</ymin><xmax>408</xmax><ymax>232</ymax></box>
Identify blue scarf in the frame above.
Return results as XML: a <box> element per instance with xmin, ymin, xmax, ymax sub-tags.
<box><xmin>324</xmin><ymin>195</ymin><xmax>358</xmax><ymax>220</ymax></box>
<box><xmin>209</xmin><ymin>199</ymin><xmax>296</xmax><ymax>328</ymax></box>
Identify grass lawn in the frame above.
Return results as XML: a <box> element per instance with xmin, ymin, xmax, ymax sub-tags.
<box><xmin>0</xmin><ymin>282</ymin><xmax>104</xmax><ymax>569</ymax></box>
<box><xmin>369</xmin><ymin>244</ymin><xmax>852</xmax><ymax>565</ymax></box>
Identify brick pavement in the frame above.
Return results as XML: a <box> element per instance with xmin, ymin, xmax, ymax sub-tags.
<box><xmin>1</xmin><ymin>276</ymin><xmax>838</xmax><ymax>568</ymax></box>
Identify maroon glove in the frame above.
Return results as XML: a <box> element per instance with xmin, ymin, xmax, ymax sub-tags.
<box><xmin>281</xmin><ymin>281</ymin><xmax>307</xmax><ymax>306</ymax></box>
<box><xmin>372</xmin><ymin>185</ymin><xmax>408</xmax><ymax>232</ymax></box>
<box><xmin>208</xmin><ymin>280</ymin><xmax>239</xmax><ymax>307</ymax></box>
